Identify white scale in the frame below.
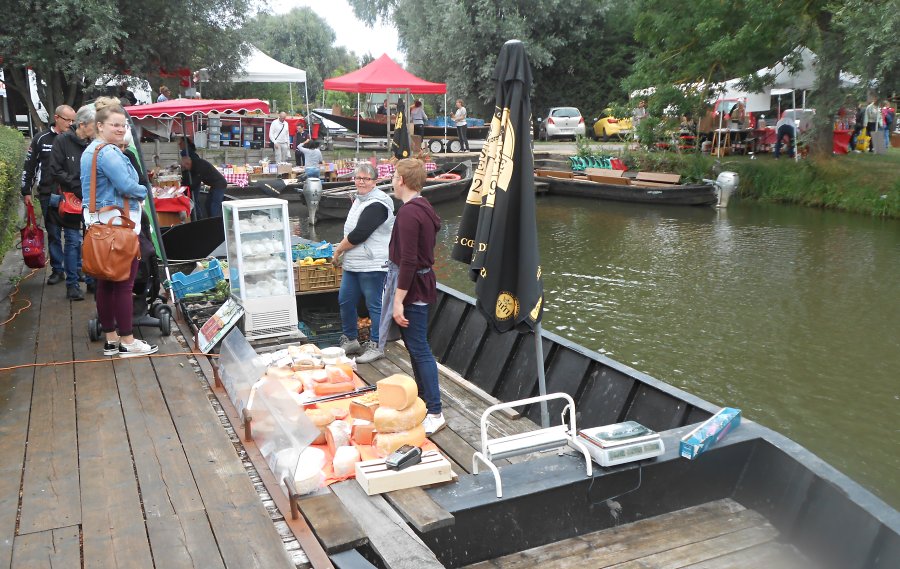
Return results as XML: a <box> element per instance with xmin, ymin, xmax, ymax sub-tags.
<box><xmin>572</xmin><ymin>421</ymin><xmax>665</xmax><ymax>467</ymax></box>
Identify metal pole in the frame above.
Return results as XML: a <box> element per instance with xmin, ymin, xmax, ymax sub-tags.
<box><xmin>356</xmin><ymin>92</ymin><xmax>360</xmax><ymax>155</ymax></box>
<box><xmin>793</xmin><ymin>89</ymin><xmax>798</xmax><ymax>162</ymax></box>
<box><xmin>289</xmin><ymin>83</ymin><xmax>294</xmax><ymax>113</ymax></box>
<box><xmin>444</xmin><ymin>92</ymin><xmax>447</xmax><ymax>152</ymax></box>
<box><xmin>534</xmin><ymin>322</ymin><xmax>549</xmax><ymax>427</ymax></box>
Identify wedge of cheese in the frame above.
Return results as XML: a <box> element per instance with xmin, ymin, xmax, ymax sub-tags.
<box><xmin>373</xmin><ymin>397</ymin><xmax>427</xmax><ymax>433</ymax></box>
<box><xmin>313</xmin><ymin>380</ymin><xmax>355</xmax><ymax>396</ymax></box>
<box><xmin>374</xmin><ymin>424</ymin><xmax>426</xmax><ymax>457</ymax></box>
<box><xmin>376</xmin><ymin>374</ymin><xmax>418</xmax><ymax>410</ymax></box>
<box><xmin>351</xmin><ymin>421</ymin><xmax>375</xmax><ymax>446</ymax></box>
<box><xmin>349</xmin><ymin>392</ymin><xmax>380</xmax><ymax>422</ymax></box>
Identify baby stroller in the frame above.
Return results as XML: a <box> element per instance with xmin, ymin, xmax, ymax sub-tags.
<box><xmin>88</xmin><ymin>212</ymin><xmax>173</xmax><ymax>340</ymax></box>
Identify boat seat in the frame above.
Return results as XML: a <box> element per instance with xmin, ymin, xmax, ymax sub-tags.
<box><xmin>472</xmin><ymin>393</ymin><xmax>592</xmax><ymax>498</ymax></box>
<box><xmin>535</xmin><ymin>169</ymin><xmax>574</xmax><ymax>179</ymax></box>
<box><xmin>635</xmin><ymin>172</ymin><xmax>681</xmax><ymax>184</ymax></box>
<box><xmin>585</xmin><ymin>168</ymin><xmax>625</xmax><ymax>178</ymax></box>
<box><xmin>588</xmin><ymin>174</ymin><xmax>630</xmax><ymax>185</ymax></box>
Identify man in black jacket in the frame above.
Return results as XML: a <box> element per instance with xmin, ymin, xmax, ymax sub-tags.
<box><xmin>21</xmin><ymin>105</ymin><xmax>76</xmax><ymax>284</ymax></box>
<box><xmin>48</xmin><ymin>105</ymin><xmax>96</xmax><ymax>300</ymax></box>
<box><xmin>180</xmin><ymin>153</ymin><xmax>228</xmax><ymax>218</ymax></box>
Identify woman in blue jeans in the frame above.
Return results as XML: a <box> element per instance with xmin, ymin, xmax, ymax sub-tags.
<box><xmin>382</xmin><ymin>158</ymin><xmax>445</xmax><ymax>435</ymax></box>
<box><xmin>333</xmin><ymin>163</ymin><xmax>394</xmax><ymax>363</ymax></box>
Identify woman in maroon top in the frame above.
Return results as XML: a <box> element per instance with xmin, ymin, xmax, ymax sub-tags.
<box><xmin>381</xmin><ymin>158</ymin><xmax>445</xmax><ymax>435</ymax></box>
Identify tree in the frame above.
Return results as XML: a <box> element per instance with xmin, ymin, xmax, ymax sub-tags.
<box><xmin>348</xmin><ymin>0</ymin><xmax>607</xmax><ymax>118</ymax></box>
<box><xmin>1</xmin><ymin>0</ymin><xmax>253</xmax><ymax>127</ymax></box>
<box><xmin>627</xmin><ymin>0</ymin><xmax>884</xmax><ymax>157</ymax></box>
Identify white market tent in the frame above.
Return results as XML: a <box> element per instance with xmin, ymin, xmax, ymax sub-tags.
<box><xmin>231</xmin><ymin>45</ymin><xmax>309</xmax><ymax>114</ymax></box>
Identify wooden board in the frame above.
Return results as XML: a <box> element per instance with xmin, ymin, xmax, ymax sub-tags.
<box><xmin>587</xmin><ymin>174</ymin><xmax>630</xmax><ymax>185</ymax></box>
<box><xmin>584</xmin><ymin>168</ymin><xmax>625</xmax><ymax>177</ymax></box>
<box><xmin>0</xmin><ymin>269</ymin><xmax>44</xmax><ymax>569</ymax></box>
<box><xmin>331</xmin><ymin>481</ymin><xmax>445</xmax><ymax>569</ymax></box>
<box><xmin>355</xmin><ymin>451</ymin><xmax>454</xmax><ymax>496</ymax></box>
<box><xmin>535</xmin><ymin>169</ymin><xmax>574</xmax><ymax>179</ymax></box>
<box><xmin>18</xmin><ymin>286</ymin><xmax>81</xmax><ymax>533</ymax></box>
<box><xmin>635</xmin><ymin>171</ymin><xmax>681</xmax><ymax>184</ymax></box>
<box><xmin>11</xmin><ymin>525</ymin><xmax>80</xmax><ymax>569</ymax></box>
<box><xmin>296</xmin><ymin>492</ymin><xmax>368</xmax><ymax>553</ymax></box>
<box><xmin>384</xmin><ymin>487</ymin><xmax>455</xmax><ymax>533</ymax></box>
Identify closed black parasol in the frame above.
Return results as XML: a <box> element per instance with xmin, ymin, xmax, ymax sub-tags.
<box><xmin>452</xmin><ymin>40</ymin><xmax>549</xmax><ymax>425</ymax></box>
<box><xmin>452</xmin><ymin>39</ymin><xmax>543</xmax><ymax>334</ymax></box>
<box><xmin>391</xmin><ymin>108</ymin><xmax>411</xmax><ymax>159</ymax></box>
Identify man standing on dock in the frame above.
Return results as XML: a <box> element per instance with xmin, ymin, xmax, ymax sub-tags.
<box><xmin>269</xmin><ymin>111</ymin><xmax>291</xmax><ymax>163</ymax></box>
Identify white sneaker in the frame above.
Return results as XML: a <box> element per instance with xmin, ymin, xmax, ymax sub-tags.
<box><xmin>355</xmin><ymin>341</ymin><xmax>384</xmax><ymax>364</ymax></box>
<box><xmin>118</xmin><ymin>339</ymin><xmax>159</xmax><ymax>358</ymax></box>
<box><xmin>339</xmin><ymin>335</ymin><xmax>362</xmax><ymax>356</ymax></box>
<box><xmin>103</xmin><ymin>340</ymin><xmax>119</xmax><ymax>356</ymax></box>
<box><xmin>423</xmin><ymin>413</ymin><xmax>446</xmax><ymax>436</ymax></box>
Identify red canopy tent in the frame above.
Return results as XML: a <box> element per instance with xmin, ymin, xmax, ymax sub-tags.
<box><xmin>124</xmin><ymin>98</ymin><xmax>270</xmax><ymax>119</ymax></box>
<box><xmin>324</xmin><ymin>55</ymin><xmax>447</xmax><ymax>152</ymax></box>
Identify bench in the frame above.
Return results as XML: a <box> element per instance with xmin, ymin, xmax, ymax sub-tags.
<box><xmin>588</xmin><ymin>174</ymin><xmax>630</xmax><ymax>186</ymax></box>
<box><xmin>584</xmin><ymin>168</ymin><xmax>625</xmax><ymax>178</ymax></box>
<box><xmin>472</xmin><ymin>393</ymin><xmax>592</xmax><ymax>498</ymax></box>
<box><xmin>632</xmin><ymin>171</ymin><xmax>682</xmax><ymax>187</ymax></box>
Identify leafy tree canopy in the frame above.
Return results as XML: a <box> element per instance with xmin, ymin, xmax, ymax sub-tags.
<box><xmin>1</xmin><ymin>0</ymin><xmax>253</xmax><ymax>125</ymax></box>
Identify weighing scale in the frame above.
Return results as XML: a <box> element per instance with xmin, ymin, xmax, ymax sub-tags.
<box><xmin>573</xmin><ymin>421</ymin><xmax>664</xmax><ymax>467</ymax></box>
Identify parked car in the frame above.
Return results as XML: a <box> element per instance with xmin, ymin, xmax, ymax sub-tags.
<box><xmin>537</xmin><ymin>107</ymin><xmax>585</xmax><ymax>141</ymax></box>
<box><xmin>592</xmin><ymin>110</ymin><xmax>632</xmax><ymax>141</ymax></box>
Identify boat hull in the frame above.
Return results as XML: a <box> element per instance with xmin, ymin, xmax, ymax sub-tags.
<box><xmin>313</xmin><ymin>110</ymin><xmax>490</xmax><ymax>141</ymax></box>
<box><xmin>538</xmin><ymin>175</ymin><xmax>718</xmax><ymax>206</ymax></box>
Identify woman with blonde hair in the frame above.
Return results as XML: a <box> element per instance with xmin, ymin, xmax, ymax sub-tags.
<box><xmin>80</xmin><ymin>102</ymin><xmax>156</xmax><ymax>357</ymax></box>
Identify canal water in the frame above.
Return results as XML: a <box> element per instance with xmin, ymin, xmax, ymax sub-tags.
<box><xmin>296</xmin><ymin>196</ymin><xmax>900</xmax><ymax>510</ymax></box>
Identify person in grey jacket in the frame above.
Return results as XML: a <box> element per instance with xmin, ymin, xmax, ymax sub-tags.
<box><xmin>332</xmin><ymin>163</ymin><xmax>394</xmax><ymax>363</ymax></box>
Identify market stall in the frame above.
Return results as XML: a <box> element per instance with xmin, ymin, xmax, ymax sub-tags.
<box><xmin>125</xmin><ymin>98</ymin><xmax>271</xmax><ymax>142</ymax></box>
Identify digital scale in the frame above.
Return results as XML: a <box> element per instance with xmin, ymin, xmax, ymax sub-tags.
<box><xmin>572</xmin><ymin>421</ymin><xmax>665</xmax><ymax>467</ymax></box>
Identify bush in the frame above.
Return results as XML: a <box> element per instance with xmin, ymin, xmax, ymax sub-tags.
<box><xmin>0</xmin><ymin>126</ymin><xmax>27</xmax><ymax>259</ymax></box>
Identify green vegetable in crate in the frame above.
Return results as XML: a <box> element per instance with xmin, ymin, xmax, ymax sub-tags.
<box><xmin>182</xmin><ymin>279</ymin><xmax>230</xmax><ymax>302</ymax></box>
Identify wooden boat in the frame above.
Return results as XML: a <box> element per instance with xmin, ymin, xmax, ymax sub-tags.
<box><xmin>536</xmin><ymin>168</ymin><xmax>718</xmax><ymax>206</ymax></box>
<box><xmin>313</xmin><ymin>110</ymin><xmax>490</xmax><ymax>141</ymax></box>
<box><xmin>304</xmin><ymin>161</ymin><xmax>473</xmax><ymax>223</ymax></box>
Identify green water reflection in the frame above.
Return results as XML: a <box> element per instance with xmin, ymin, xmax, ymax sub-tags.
<box><xmin>299</xmin><ymin>196</ymin><xmax>900</xmax><ymax>509</ymax></box>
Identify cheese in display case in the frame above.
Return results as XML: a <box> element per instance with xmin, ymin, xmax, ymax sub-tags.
<box><xmin>222</xmin><ymin>198</ymin><xmax>298</xmax><ymax>340</ymax></box>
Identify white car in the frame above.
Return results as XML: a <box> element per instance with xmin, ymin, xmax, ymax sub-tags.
<box><xmin>538</xmin><ymin>107</ymin><xmax>586</xmax><ymax>141</ymax></box>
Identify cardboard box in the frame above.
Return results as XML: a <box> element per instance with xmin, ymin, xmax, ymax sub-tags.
<box><xmin>277</xmin><ymin>164</ymin><xmax>293</xmax><ymax>175</ymax></box>
<box><xmin>679</xmin><ymin>407</ymin><xmax>741</xmax><ymax>460</ymax></box>
<box><xmin>355</xmin><ymin>450</ymin><xmax>453</xmax><ymax>495</ymax></box>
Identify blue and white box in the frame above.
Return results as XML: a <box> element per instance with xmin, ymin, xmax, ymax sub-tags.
<box><xmin>680</xmin><ymin>407</ymin><xmax>741</xmax><ymax>460</ymax></box>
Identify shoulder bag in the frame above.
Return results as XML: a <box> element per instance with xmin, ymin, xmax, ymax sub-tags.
<box><xmin>58</xmin><ymin>190</ymin><xmax>82</xmax><ymax>216</ymax></box>
<box><xmin>20</xmin><ymin>200</ymin><xmax>47</xmax><ymax>269</ymax></box>
<box><xmin>81</xmin><ymin>143</ymin><xmax>141</xmax><ymax>282</ymax></box>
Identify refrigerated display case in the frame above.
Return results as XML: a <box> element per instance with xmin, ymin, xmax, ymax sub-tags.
<box><xmin>222</xmin><ymin>198</ymin><xmax>298</xmax><ymax>340</ymax></box>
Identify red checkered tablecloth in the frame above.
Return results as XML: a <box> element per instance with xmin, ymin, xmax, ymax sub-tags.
<box><xmin>223</xmin><ymin>173</ymin><xmax>249</xmax><ymax>187</ymax></box>
<box><xmin>336</xmin><ymin>167</ymin><xmax>354</xmax><ymax>177</ymax></box>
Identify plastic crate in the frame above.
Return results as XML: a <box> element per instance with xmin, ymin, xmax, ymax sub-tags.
<box><xmin>170</xmin><ymin>259</ymin><xmax>224</xmax><ymax>300</ymax></box>
<box><xmin>294</xmin><ymin>263</ymin><xmax>342</xmax><ymax>292</ymax></box>
<box><xmin>297</xmin><ymin>322</ymin><xmax>343</xmax><ymax>348</ymax></box>
<box><xmin>292</xmin><ymin>241</ymin><xmax>334</xmax><ymax>261</ymax></box>
<box><xmin>303</xmin><ymin>310</ymin><xmax>342</xmax><ymax>333</ymax></box>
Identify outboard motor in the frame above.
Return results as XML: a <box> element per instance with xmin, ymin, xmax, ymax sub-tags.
<box><xmin>704</xmin><ymin>171</ymin><xmax>739</xmax><ymax>208</ymax></box>
<box><xmin>302</xmin><ymin>177</ymin><xmax>323</xmax><ymax>225</ymax></box>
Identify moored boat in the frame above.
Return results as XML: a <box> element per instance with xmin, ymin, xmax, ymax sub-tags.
<box><xmin>313</xmin><ymin>110</ymin><xmax>490</xmax><ymax>141</ymax></box>
<box><xmin>536</xmin><ymin>170</ymin><xmax>718</xmax><ymax>206</ymax></box>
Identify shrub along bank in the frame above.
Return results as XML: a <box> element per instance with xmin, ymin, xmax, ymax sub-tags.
<box><xmin>620</xmin><ymin>150</ymin><xmax>900</xmax><ymax>219</ymax></box>
<box><xmin>0</xmin><ymin>127</ymin><xmax>27</xmax><ymax>260</ymax></box>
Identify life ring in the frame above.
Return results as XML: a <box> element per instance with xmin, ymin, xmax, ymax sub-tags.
<box><xmin>434</xmin><ymin>172</ymin><xmax>461</xmax><ymax>181</ymax></box>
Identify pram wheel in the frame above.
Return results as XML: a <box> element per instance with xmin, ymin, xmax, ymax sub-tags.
<box><xmin>88</xmin><ymin>318</ymin><xmax>102</xmax><ymax>342</ymax></box>
<box><xmin>159</xmin><ymin>311</ymin><xmax>172</xmax><ymax>336</ymax></box>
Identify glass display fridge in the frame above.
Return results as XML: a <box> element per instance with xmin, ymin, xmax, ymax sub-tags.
<box><xmin>222</xmin><ymin>198</ymin><xmax>298</xmax><ymax>340</ymax></box>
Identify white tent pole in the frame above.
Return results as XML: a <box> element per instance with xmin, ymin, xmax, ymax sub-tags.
<box><xmin>793</xmin><ymin>89</ymin><xmax>799</xmax><ymax>162</ymax></box>
<box><xmin>303</xmin><ymin>81</ymin><xmax>310</xmax><ymax>133</ymax></box>
<box><xmin>356</xmin><ymin>92</ymin><xmax>360</xmax><ymax>155</ymax></box>
<box><xmin>289</xmin><ymin>83</ymin><xmax>294</xmax><ymax>113</ymax></box>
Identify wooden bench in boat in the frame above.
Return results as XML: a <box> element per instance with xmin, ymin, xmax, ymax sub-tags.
<box><xmin>584</xmin><ymin>167</ymin><xmax>625</xmax><ymax>177</ymax></box>
<box><xmin>472</xmin><ymin>393</ymin><xmax>592</xmax><ymax>498</ymax></box>
<box><xmin>535</xmin><ymin>169</ymin><xmax>574</xmax><ymax>179</ymax></box>
<box><xmin>632</xmin><ymin>171</ymin><xmax>682</xmax><ymax>187</ymax></box>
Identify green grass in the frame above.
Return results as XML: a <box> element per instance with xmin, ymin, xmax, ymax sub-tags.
<box><xmin>619</xmin><ymin>148</ymin><xmax>900</xmax><ymax>218</ymax></box>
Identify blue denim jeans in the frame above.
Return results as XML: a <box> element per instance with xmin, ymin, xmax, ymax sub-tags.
<box><xmin>339</xmin><ymin>270</ymin><xmax>385</xmax><ymax>344</ymax></box>
<box><xmin>399</xmin><ymin>303</ymin><xmax>441</xmax><ymax>415</ymax></box>
<box><xmin>63</xmin><ymin>227</ymin><xmax>84</xmax><ymax>288</ymax></box>
<box><xmin>206</xmin><ymin>187</ymin><xmax>225</xmax><ymax>218</ymax></box>
<box><xmin>37</xmin><ymin>195</ymin><xmax>63</xmax><ymax>272</ymax></box>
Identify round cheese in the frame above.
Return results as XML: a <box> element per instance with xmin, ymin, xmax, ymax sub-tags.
<box><xmin>374</xmin><ymin>397</ymin><xmax>426</xmax><ymax>433</ymax></box>
<box><xmin>376</xmin><ymin>374</ymin><xmax>418</xmax><ymax>410</ymax></box>
<box><xmin>374</xmin><ymin>424</ymin><xmax>426</xmax><ymax>457</ymax></box>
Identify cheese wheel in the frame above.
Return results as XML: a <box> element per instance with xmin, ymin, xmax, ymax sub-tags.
<box><xmin>313</xmin><ymin>381</ymin><xmax>355</xmax><ymax>396</ymax></box>
<box><xmin>333</xmin><ymin>445</ymin><xmax>361</xmax><ymax>477</ymax></box>
<box><xmin>374</xmin><ymin>424</ymin><xmax>426</xmax><ymax>457</ymax></box>
<box><xmin>297</xmin><ymin>343</ymin><xmax>322</xmax><ymax>354</ymax></box>
<box><xmin>325</xmin><ymin>420</ymin><xmax>351</xmax><ymax>455</ymax></box>
<box><xmin>305</xmin><ymin>408</ymin><xmax>334</xmax><ymax>445</ymax></box>
<box><xmin>377</xmin><ymin>374</ymin><xmax>418</xmax><ymax>410</ymax></box>
<box><xmin>374</xmin><ymin>397</ymin><xmax>427</xmax><ymax>433</ymax></box>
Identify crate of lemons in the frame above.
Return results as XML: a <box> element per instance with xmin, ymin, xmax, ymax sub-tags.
<box><xmin>294</xmin><ymin>256</ymin><xmax>343</xmax><ymax>292</ymax></box>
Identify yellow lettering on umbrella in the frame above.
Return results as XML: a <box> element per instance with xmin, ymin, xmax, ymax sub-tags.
<box><xmin>529</xmin><ymin>295</ymin><xmax>543</xmax><ymax>322</ymax></box>
<box><xmin>495</xmin><ymin>292</ymin><xmax>519</xmax><ymax>321</ymax></box>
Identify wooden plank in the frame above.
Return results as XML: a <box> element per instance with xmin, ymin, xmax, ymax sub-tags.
<box><xmin>148</xmin><ymin>333</ymin><xmax>296</xmax><ymax>568</ymax></box>
<box><xmin>384</xmin><ymin>487</ymin><xmax>455</xmax><ymax>533</ymax></box>
<box><xmin>683</xmin><ymin>539</ymin><xmax>817</xmax><ymax>569</ymax></box>
<box><xmin>535</xmin><ymin>169</ymin><xmax>574</xmax><ymax>179</ymax></box>
<box><xmin>0</xmin><ymin>270</ymin><xmax>44</xmax><ymax>569</ymax></box>
<box><xmin>588</xmin><ymin>174</ymin><xmax>630</xmax><ymax>185</ymax></box>
<box><xmin>18</xmin><ymin>288</ymin><xmax>80</xmax><ymax>533</ymax></box>
<box><xmin>170</xmin><ymin>315</ymin><xmax>333</xmax><ymax>569</ymax></box>
<box><xmin>331</xmin><ymin>481</ymin><xmax>444</xmax><ymax>569</ymax></box>
<box><xmin>75</xmin><ymin>341</ymin><xmax>155</xmax><ymax>569</ymax></box>
<box><xmin>296</xmin><ymin>492</ymin><xmax>368</xmax><ymax>553</ymax></box>
<box><xmin>635</xmin><ymin>171</ymin><xmax>681</xmax><ymax>184</ymax></box>
<box><xmin>609</xmin><ymin>525</ymin><xmax>778</xmax><ymax>568</ymax></box>
<box><xmin>11</xmin><ymin>525</ymin><xmax>80</xmax><ymax>569</ymax></box>
<box><xmin>584</xmin><ymin>168</ymin><xmax>625</xmax><ymax>177</ymax></box>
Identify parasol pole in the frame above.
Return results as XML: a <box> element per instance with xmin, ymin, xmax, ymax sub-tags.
<box><xmin>535</xmin><ymin>323</ymin><xmax>550</xmax><ymax>427</ymax></box>
<box><xmin>444</xmin><ymin>92</ymin><xmax>447</xmax><ymax>152</ymax></box>
<box><xmin>792</xmin><ymin>89</ymin><xmax>798</xmax><ymax>162</ymax></box>
<box><xmin>356</xmin><ymin>92</ymin><xmax>361</xmax><ymax>155</ymax></box>
<box><xmin>289</xmin><ymin>83</ymin><xmax>294</xmax><ymax>113</ymax></box>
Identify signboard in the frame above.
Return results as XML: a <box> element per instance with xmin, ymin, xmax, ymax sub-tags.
<box><xmin>198</xmin><ymin>299</ymin><xmax>244</xmax><ymax>353</ymax></box>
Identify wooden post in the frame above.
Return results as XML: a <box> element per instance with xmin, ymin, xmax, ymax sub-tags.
<box><xmin>242</xmin><ymin>408</ymin><xmax>252</xmax><ymax>441</ymax></box>
<box><xmin>283</xmin><ymin>477</ymin><xmax>300</xmax><ymax>520</ymax></box>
